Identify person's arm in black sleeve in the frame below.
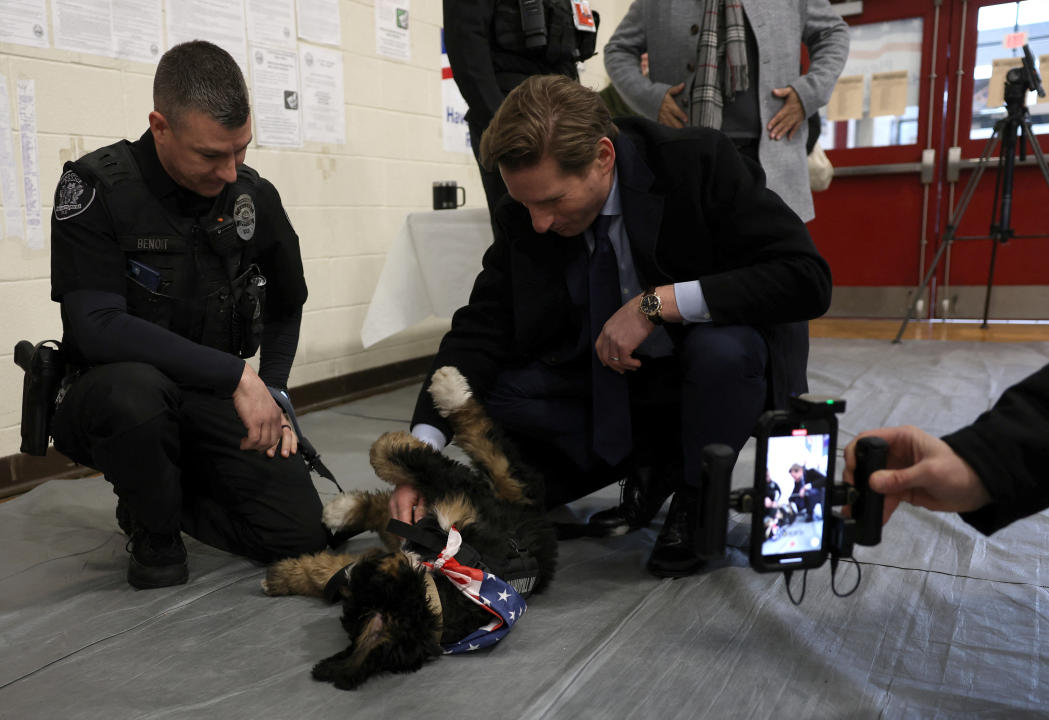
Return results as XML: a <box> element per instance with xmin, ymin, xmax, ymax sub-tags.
<box><xmin>690</xmin><ymin>129</ymin><xmax>833</xmax><ymax>324</ymax></box>
<box><xmin>948</xmin><ymin>364</ymin><xmax>1049</xmax><ymax>534</ymax></box>
<box><xmin>444</xmin><ymin>0</ymin><xmax>504</xmax><ymax>122</ymax></box>
<box><xmin>258</xmin><ymin>309</ymin><xmax>301</xmax><ymax>389</ymax></box>
<box><xmin>62</xmin><ymin>289</ymin><xmax>244</xmax><ymax>394</ymax></box>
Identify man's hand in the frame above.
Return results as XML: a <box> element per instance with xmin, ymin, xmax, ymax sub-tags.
<box><xmin>843</xmin><ymin>426</ymin><xmax>992</xmax><ymax>525</ymax></box>
<box><xmin>595</xmin><ymin>294</ymin><xmax>655</xmax><ymax>374</ymax></box>
<box><xmin>658</xmin><ymin>83</ymin><xmax>688</xmax><ymax>128</ymax></box>
<box><xmin>266</xmin><ymin>413</ymin><xmax>299</xmax><ymax>459</ymax></box>
<box><xmin>232</xmin><ymin>363</ymin><xmax>283</xmax><ymax>452</ymax></box>
<box><xmin>389</xmin><ymin>483</ymin><xmax>426</xmax><ymax>524</ymax></box>
<box><xmin>768</xmin><ymin>87</ymin><xmax>805</xmax><ymax>140</ymax></box>
<box><xmin>596</xmin><ymin>287</ymin><xmax>681</xmax><ymax>373</ymax></box>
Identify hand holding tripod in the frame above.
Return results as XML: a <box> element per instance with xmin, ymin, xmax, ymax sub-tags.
<box><xmin>894</xmin><ymin>44</ymin><xmax>1049</xmax><ymax>343</ymax></box>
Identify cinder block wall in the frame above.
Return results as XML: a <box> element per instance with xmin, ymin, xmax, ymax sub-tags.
<box><xmin>0</xmin><ymin>0</ymin><xmax>629</xmax><ymax>459</ymax></box>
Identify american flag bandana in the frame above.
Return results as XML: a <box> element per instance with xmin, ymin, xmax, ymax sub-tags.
<box><xmin>423</xmin><ymin>526</ymin><xmax>528</xmax><ymax>655</ymax></box>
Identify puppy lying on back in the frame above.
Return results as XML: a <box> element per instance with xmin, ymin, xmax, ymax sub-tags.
<box><xmin>263</xmin><ymin>366</ymin><xmax>558</xmax><ymax>690</ymax></box>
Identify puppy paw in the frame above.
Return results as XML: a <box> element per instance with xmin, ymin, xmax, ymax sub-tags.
<box><xmin>322</xmin><ymin>492</ymin><xmax>361</xmax><ymax>531</ymax></box>
<box><xmin>262</xmin><ymin>560</ymin><xmax>296</xmax><ymax>596</ymax></box>
<box><xmin>429</xmin><ymin>366</ymin><xmax>472</xmax><ymax>417</ymax></box>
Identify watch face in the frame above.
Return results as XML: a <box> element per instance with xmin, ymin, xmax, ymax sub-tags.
<box><xmin>641</xmin><ymin>294</ymin><xmax>660</xmax><ymax>315</ymax></box>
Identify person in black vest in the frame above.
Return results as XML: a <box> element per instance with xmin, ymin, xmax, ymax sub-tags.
<box><xmin>395</xmin><ymin>75</ymin><xmax>831</xmax><ymax>578</ymax></box>
<box><xmin>49</xmin><ymin>41</ymin><xmax>327</xmax><ymax>590</ymax></box>
<box><xmin>444</xmin><ymin>0</ymin><xmax>600</xmax><ymax>214</ymax></box>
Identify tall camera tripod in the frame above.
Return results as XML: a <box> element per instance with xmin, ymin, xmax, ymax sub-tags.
<box><xmin>894</xmin><ymin>45</ymin><xmax>1049</xmax><ymax>343</ymax></box>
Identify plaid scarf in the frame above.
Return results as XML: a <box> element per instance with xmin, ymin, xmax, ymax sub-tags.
<box><xmin>688</xmin><ymin>0</ymin><xmax>749</xmax><ymax>129</ymax></box>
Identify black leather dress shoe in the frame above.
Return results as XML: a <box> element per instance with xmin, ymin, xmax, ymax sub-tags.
<box><xmin>646</xmin><ymin>488</ymin><xmax>706</xmax><ymax>578</ymax></box>
<box><xmin>588</xmin><ymin>464</ymin><xmax>676</xmax><ymax>536</ymax></box>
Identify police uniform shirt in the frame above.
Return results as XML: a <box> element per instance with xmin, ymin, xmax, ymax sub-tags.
<box><xmin>50</xmin><ymin>130</ymin><xmax>308</xmax><ymax>392</ymax></box>
<box><xmin>52</xmin><ymin>129</ymin><xmax>307</xmax><ymax>312</ymax></box>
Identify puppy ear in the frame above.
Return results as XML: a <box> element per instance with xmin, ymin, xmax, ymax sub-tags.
<box><xmin>312</xmin><ymin>613</ymin><xmax>388</xmax><ymax>690</ymax></box>
<box><xmin>312</xmin><ymin>609</ymin><xmax>442</xmax><ymax>690</ymax></box>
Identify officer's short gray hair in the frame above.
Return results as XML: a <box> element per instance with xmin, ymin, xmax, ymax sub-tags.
<box><xmin>153</xmin><ymin>41</ymin><xmax>250</xmax><ymax>130</ymax></box>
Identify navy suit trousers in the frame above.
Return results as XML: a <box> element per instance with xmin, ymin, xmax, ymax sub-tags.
<box><xmin>484</xmin><ymin>323</ymin><xmax>769</xmax><ymax>507</ymax></box>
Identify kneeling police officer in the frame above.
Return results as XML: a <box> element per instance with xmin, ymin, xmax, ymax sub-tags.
<box><xmin>49</xmin><ymin>40</ymin><xmax>327</xmax><ymax>589</ymax></box>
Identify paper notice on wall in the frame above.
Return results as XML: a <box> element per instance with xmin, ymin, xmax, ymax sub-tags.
<box><xmin>17</xmin><ymin>80</ymin><xmax>43</xmax><ymax>250</ymax></box>
<box><xmin>0</xmin><ymin>75</ymin><xmax>23</xmax><ymax>242</ymax></box>
<box><xmin>869</xmin><ymin>70</ymin><xmax>908</xmax><ymax>118</ymax></box>
<box><xmin>296</xmin><ymin>0</ymin><xmax>340</xmax><ymax>46</ymax></box>
<box><xmin>0</xmin><ymin>0</ymin><xmax>49</xmax><ymax>48</ymax></box>
<box><xmin>52</xmin><ymin>0</ymin><xmax>116</xmax><ymax>57</ymax></box>
<box><xmin>441</xmin><ymin>29</ymin><xmax>471</xmax><ymax>154</ymax></box>
<box><xmin>247</xmin><ymin>0</ymin><xmax>297</xmax><ymax>50</ymax></box>
<box><xmin>166</xmin><ymin>0</ymin><xmax>249</xmax><ymax>77</ymax></box>
<box><xmin>826</xmin><ymin>75</ymin><xmax>864</xmax><ymax>121</ymax></box>
<box><xmin>251</xmin><ymin>46</ymin><xmax>302</xmax><ymax>147</ymax></box>
<box><xmin>987</xmin><ymin>57</ymin><xmax>1024</xmax><ymax>109</ymax></box>
<box><xmin>113</xmin><ymin>0</ymin><xmax>163</xmax><ymax>63</ymax></box>
<box><xmin>376</xmin><ymin>0</ymin><xmax>410</xmax><ymax>62</ymax></box>
<box><xmin>300</xmin><ymin>45</ymin><xmax>345</xmax><ymax>144</ymax></box>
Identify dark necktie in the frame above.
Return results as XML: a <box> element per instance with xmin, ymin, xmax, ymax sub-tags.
<box><xmin>588</xmin><ymin>214</ymin><xmax>632</xmax><ymax>466</ymax></box>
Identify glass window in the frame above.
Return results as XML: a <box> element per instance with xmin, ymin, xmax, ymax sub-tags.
<box><xmin>820</xmin><ymin>18</ymin><xmax>924</xmax><ymax>150</ymax></box>
<box><xmin>970</xmin><ymin>0</ymin><xmax>1049</xmax><ymax>140</ymax></box>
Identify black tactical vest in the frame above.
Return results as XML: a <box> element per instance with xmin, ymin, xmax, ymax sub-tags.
<box><xmin>491</xmin><ymin>0</ymin><xmax>599</xmax><ymax>80</ymax></box>
<box><xmin>76</xmin><ymin>141</ymin><xmax>266</xmax><ymax>358</ymax></box>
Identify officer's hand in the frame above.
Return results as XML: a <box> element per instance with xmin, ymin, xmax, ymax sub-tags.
<box><xmin>266</xmin><ymin>413</ymin><xmax>299</xmax><ymax>459</ymax></box>
<box><xmin>232</xmin><ymin>363</ymin><xmax>283</xmax><ymax>452</ymax></box>
<box><xmin>768</xmin><ymin>87</ymin><xmax>805</xmax><ymax>140</ymax></box>
<box><xmin>843</xmin><ymin>426</ymin><xmax>992</xmax><ymax>525</ymax></box>
<box><xmin>658</xmin><ymin>83</ymin><xmax>688</xmax><ymax>128</ymax></box>
<box><xmin>389</xmin><ymin>483</ymin><xmax>426</xmax><ymax>524</ymax></box>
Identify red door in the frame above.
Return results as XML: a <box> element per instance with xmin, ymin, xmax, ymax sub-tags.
<box><xmin>808</xmin><ymin>0</ymin><xmax>1049</xmax><ymax>320</ymax></box>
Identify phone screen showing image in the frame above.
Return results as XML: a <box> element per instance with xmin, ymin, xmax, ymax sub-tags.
<box><xmin>753</xmin><ymin>418</ymin><xmax>834</xmax><ymax>572</ymax></box>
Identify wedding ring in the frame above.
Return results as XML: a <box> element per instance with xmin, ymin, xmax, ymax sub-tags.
<box><xmin>609</xmin><ymin>356</ymin><xmax>619</xmax><ymax>361</ymax></box>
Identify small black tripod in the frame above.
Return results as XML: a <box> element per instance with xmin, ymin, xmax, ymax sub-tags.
<box><xmin>894</xmin><ymin>45</ymin><xmax>1049</xmax><ymax>343</ymax></box>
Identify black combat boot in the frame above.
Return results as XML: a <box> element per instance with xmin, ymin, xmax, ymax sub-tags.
<box><xmin>127</xmin><ymin>530</ymin><xmax>189</xmax><ymax>589</ymax></box>
<box><xmin>645</xmin><ymin>487</ymin><xmax>705</xmax><ymax>578</ymax></box>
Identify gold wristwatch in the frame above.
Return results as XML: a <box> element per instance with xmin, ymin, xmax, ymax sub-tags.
<box><xmin>639</xmin><ymin>287</ymin><xmax>664</xmax><ymax>325</ymax></box>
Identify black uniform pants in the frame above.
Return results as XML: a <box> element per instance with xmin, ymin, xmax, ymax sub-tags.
<box><xmin>52</xmin><ymin>363</ymin><xmax>327</xmax><ymax>563</ymax></box>
<box><xmin>484</xmin><ymin>323</ymin><xmax>770</xmax><ymax>508</ymax></box>
<box><xmin>468</xmin><ymin>113</ymin><xmax>508</xmax><ymax>216</ymax></box>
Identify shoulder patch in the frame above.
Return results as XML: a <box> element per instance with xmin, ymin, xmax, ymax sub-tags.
<box><xmin>54</xmin><ymin>170</ymin><xmax>96</xmax><ymax>221</ymax></box>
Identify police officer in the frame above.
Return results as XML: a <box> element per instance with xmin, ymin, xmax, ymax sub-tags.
<box><xmin>444</xmin><ymin>0</ymin><xmax>599</xmax><ymax>213</ymax></box>
<box><xmin>49</xmin><ymin>41</ymin><xmax>327</xmax><ymax>590</ymax></box>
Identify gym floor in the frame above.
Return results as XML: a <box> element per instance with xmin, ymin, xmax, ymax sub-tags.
<box><xmin>2</xmin><ymin>321</ymin><xmax>1048</xmax><ymax>718</ymax></box>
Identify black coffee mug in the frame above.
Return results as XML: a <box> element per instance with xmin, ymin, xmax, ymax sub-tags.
<box><xmin>432</xmin><ymin>181</ymin><xmax>466</xmax><ymax>210</ymax></box>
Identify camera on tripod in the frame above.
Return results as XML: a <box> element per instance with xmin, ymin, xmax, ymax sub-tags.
<box><xmin>1003</xmin><ymin>44</ymin><xmax>1045</xmax><ymax>111</ymax></box>
<box><xmin>695</xmin><ymin>396</ymin><xmax>888</xmax><ymax>578</ymax></box>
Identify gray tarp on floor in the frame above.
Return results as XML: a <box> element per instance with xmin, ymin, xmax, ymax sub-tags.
<box><xmin>3</xmin><ymin>338</ymin><xmax>1049</xmax><ymax>719</ymax></box>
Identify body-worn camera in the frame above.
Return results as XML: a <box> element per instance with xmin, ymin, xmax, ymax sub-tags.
<box><xmin>696</xmin><ymin>395</ymin><xmax>888</xmax><ymax>577</ymax></box>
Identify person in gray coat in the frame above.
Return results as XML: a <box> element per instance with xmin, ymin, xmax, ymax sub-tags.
<box><xmin>604</xmin><ymin>0</ymin><xmax>849</xmax><ymax>222</ymax></box>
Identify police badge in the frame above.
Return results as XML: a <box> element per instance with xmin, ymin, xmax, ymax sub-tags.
<box><xmin>54</xmin><ymin>170</ymin><xmax>96</xmax><ymax>221</ymax></box>
<box><xmin>233</xmin><ymin>193</ymin><xmax>255</xmax><ymax>241</ymax></box>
